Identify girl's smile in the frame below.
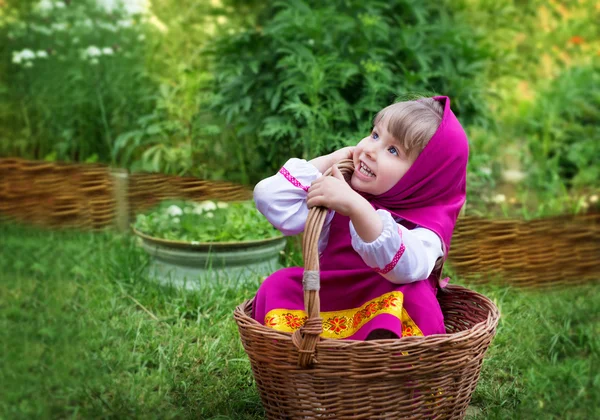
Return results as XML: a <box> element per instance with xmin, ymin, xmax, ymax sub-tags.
<box><xmin>357</xmin><ymin>161</ymin><xmax>376</xmax><ymax>178</ymax></box>
<box><xmin>351</xmin><ymin>118</ymin><xmax>416</xmax><ymax>196</ymax></box>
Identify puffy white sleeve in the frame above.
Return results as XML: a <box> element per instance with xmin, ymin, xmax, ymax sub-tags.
<box><xmin>349</xmin><ymin>209</ymin><xmax>443</xmax><ymax>284</ymax></box>
<box><xmin>253</xmin><ymin>158</ymin><xmax>335</xmax><ymax>252</ymax></box>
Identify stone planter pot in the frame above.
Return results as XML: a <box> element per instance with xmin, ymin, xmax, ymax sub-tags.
<box><xmin>133</xmin><ymin>228</ymin><xmax>286</xmax><ymax>289</ymax></box>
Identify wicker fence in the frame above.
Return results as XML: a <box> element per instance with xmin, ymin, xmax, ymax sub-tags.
<box><xmin>1</xmin><ymin>157</ymin><xmax>598</xmax><ymax>288</ymax></box>
<box><xmin>0</xmin><ymin>157</ymin><xmax>252</xmax><ymax>231</ymax></box>
<box><xmin>449</xmin><ymin>212</ymin><xmax>599</xmax><ymax>288</ymax></box>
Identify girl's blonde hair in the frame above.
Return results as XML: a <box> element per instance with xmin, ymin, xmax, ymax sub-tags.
<box><xmin>373</xmin><ymin>98</ymin><xmax>444</xmax><ymax>159</ymax></box>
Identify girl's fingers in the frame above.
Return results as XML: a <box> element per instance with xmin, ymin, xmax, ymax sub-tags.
<box><xmin>307</xmin><ymin>193</ymin><xmax>326</xmax><ymax>209</ymax></box>
<box><xmin>331</xmin><ymin>165</ymin><xmax>344</xmax><ymax>180</ymax></box>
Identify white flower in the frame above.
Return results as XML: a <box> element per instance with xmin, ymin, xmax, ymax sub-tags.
<box><xmin>12</xmin><ymin>49</ymin><xmax>38</xmax><ymax>65</ymax></box>
<box><xmin>166</xmin><ymin>205</ymin><xmax>183</xmax><ymax>216</ymax></box>
<box><xmin>173</xmin><ymin>217</ymin><xmax>180</xmax><ymax>223</ymax></box>
<box><xmin>98</xmin><ymin>22</ymin><xmax>118</xmax><ymax>32</ymax></box>
<box><xmin>492</xmin><ymin>194</ymin><xmax>506</xmax><ymax>204</ymax></box>
<box><xmin>501</xmin><ymin>169</ymin><xmax>526</xmax><ymax>184</ymax></box>
<box><xmin>102</xmin><ymin>47</ymin><xmax>114</xmax><ymax>55</ymax></box>
<box><xmin>98</xmin><ymin>0</ymin><xmax>151</xmax><ymax>16</ymax></box>
<box><xmin>51</xmin><ymin>23</ymin><xmax>68</xmax><ymax>32</ymax></box>
<box><xmin>90</xmin><ymin>58</ymin><xmax>99</xmax><ymax>65</ymax></box>
<box><xmin>20</xmin><ymin>49</ymin><xmax>36</xmax><ymax>60</ymax></box>
<box><xmin>117</xmin><ymin>19</ymin><xmax>134</xmax><ymax>28</ymax></box>
<box><xmin>200</xmin><ymin>201</ymin><xmax>217</xmax><ymax>211</ymax></box>
<box><xmin>96</xmin><ymin>0</ymin><xmax>118</xmax><ymax>13</ymax></box>
<box><xmin>205</xmin><ymin>212</ymin><xmax>214</xmax><ymax>219</ymax></box>
<box><xmin>31</xmin><ymin>24</ymin><xmax>53</xmax><ymax>35</ymax></box>
<box><xmin>216</xmin><ymin>202</ymin><xmax>229</xmax><ymax>209</ymax></box>
<box><xmin>85</xmin><ymin>46</ymin><xmax>102</xmax><ymax>58</ymax></box>
<box><xmin>55</xmin><ymin>1</ymin><xmax>66</xmax><ymax>8</ymax></box>
<box><xmin>36</xmin><ymin>50</ymin><xmax>48</xmax><ymax>58</ymax></box>
<box><xmin>124</xmin><ymin>0</ymin><xmax>149</xmax><ymax>15</ymax></box>
<box><xmin>36</xmin><ymin>0</ymin><xmax>54</xmax><ymax>13</ymax></box>
<box><xmin>192</xmin><ymin>206</ymin><xmax>204</xmax><ymax>215</ymax></box>
<box><xmin>589</xmin><ymin>194</ymin><xmax>598</xmax><ymax>204</ymax></box>
<box><xmin>72</xmin><ymin>37</ymin><xmax>80</xmax><ymax>44</ymax></box>
<box><xmin>479</xmin><ymin>167</ymin><xmax>492</xmax><ymax>176</ymax></box>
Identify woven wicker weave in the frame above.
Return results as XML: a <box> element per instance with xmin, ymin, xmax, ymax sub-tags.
<box><xmin>0</xmin><ymin>158</ymin><xmax>252</xmax><ymax>230</ymax></box>
<box><xmin>127</xmin><ymin>172</ymin><xmax>252</xmax><ymax>217</ymax></box>
<box><xmin>0</xmin><ymin>158</ymin><xmax>115</xmax><ymax>229</ymax></box>
<box><xmin>450</xmin><ymin>211</ymin><xmax>599</xmax><ymax>288</ymax></box>
<box><xmin>234</xmin><ymin>161</ymin><xmax>500</xmax><ymax>419</ymax></box>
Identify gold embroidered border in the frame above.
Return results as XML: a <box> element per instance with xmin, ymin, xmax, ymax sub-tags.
<box><xmin>264</xmin><ymin>291</ymin><xmax>423</xmax><ymax>339</ymax></box>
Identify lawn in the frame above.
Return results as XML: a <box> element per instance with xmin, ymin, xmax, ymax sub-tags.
<box><xmin>1</xmin><ymin>221</ymin><xmax>598</xmax><ymax>419</ymax></box>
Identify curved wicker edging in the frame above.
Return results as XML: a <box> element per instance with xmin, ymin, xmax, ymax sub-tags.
<box><xmin>0</xmin><ymin>157</ymin><xmax>252</xmax><ymax>230</ymax></box>
<box><xmin>450</xmin><ymin>211</ymin><xmax>600</xmax><ymax>288</ymax></box>
<box><xmin>234</xmin><ymin>160</ymin><xmax>500</xmax><ymax>419</ymax></box>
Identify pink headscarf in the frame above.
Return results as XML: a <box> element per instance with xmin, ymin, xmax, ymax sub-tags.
<box><xmin>363</xmin><ymin>96</ymin><xmax>469</xmax><ymax>256</ymax></box>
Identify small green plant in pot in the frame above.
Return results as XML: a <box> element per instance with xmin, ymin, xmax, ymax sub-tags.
<box><xmin>133</xmin><ymin>200</ymin><xmax>286</xmax><ymax>289</ymax></box>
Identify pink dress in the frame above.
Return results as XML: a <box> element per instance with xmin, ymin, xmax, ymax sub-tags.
<box><xmin>252</xmin><ymin>211</ymin><xmax>446</xmax><ymax>339</ymax></box>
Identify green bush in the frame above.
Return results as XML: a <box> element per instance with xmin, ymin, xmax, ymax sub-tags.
<box><xmin>207</xmin><ymin>0</ymin><xmax>494</xmax><ymax>184</ymax></box>
<box><xmin>521</xmin><ymin>64</ymin><xmax>600</xmax><ymax>192</ymax></box>
<box><xmin>0</xmin><ymin>0</ymin><xmax>156</xmax><ymax>163</ymax></box>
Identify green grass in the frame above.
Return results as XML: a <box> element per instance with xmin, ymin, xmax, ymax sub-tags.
<box><xmin>1</xmin><ymin>222</ymin><xmax>598</xmax><ymax>419</ymax></box>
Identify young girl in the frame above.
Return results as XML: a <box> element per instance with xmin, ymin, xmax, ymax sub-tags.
<box><xmin>252</xmin><ymin>96</ymin><xmax>468</xmax><ymax>340</ymax></box>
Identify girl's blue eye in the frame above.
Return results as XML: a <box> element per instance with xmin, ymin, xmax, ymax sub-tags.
<box><xmin>371</xmin><ymin>131</ymin><xmax>379</xmax><ymax>140</ymax></box>
<box><xmin>388</xmin><ymin>146</ymin><xmax>399</xmax><ymax>156</ymax></box>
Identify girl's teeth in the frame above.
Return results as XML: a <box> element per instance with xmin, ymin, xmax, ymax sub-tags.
<box><xmin>359</xmin><ymin>163</ymin><xmax>374</xmax><ymax>177</ymax></box>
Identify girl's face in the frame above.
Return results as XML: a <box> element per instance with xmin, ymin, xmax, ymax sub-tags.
<box><xmin>351</xmin><ymin>118</ymin><xmax>416</xmax><ymax>196</ymax></box>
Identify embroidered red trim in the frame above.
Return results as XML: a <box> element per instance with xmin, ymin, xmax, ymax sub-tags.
<box><xmin>374</xmin><ymin>226</ymin><xmax>405</xmax><ymax>274</ymax></box>
<box><xmin>279</xmin><ymin>167</ymin><xmax>309</xmax><ymax>192</ymax></box>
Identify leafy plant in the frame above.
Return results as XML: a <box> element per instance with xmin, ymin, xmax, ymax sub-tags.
<box><xmin>450</xmin><ymin>0</ymin><xmax>600</xmax><ymax>217</ymax></box>
<box><xmin>0</xmin><ymin>0</ymin><xmax>159</xmax><ymax>163</ymax></box>
<box><xmin>521</xmin><ymin>64</ymin><xmax>600</xmax><ymax>190</ymax></box>
<box><xmin>133</xmin><ymin>200</ymin><xmax>281</xmax><ymax>242</ymax></box>
<box><xmin>207</xmin><ymin>0</ymin><xmax>494</xmax><ymax>184</ymax></box>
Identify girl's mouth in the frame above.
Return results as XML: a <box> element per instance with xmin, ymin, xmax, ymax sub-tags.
<box><xmin>358</xmin><ymin>161</ymin><xmax>375</xmax><ymax>178</ymax></box>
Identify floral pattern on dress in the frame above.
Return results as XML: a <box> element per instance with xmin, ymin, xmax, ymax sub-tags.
<box><xmin>264</xmin><ymin>291</ymin><xmax>424</xmax><ymax>339</ymax></box>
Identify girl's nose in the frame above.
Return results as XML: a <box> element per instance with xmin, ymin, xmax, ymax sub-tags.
<box><xmin>363</xmin><ymin>142</ymin><xmax>377</xmax><ymax>160</ymax></box>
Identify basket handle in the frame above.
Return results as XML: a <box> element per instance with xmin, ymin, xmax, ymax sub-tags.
<box><xmin>292</xmin><ymin>159</ymin><xmax>355</xmax><ymax>368</ymax></box>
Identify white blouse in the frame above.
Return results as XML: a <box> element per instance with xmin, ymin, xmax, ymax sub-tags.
<box><xmin>253</xmin><ymin>158</ymin><xmax>443</xmax><ymax>284</ymax></box>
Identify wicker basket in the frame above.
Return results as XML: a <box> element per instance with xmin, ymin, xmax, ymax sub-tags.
<box><xmin>234</xmin><ymin>161</ymin><xmax>500</xmax><ymax>419</ymax></box>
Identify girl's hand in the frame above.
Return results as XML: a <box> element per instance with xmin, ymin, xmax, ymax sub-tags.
<box><xmin>309</xmin><ymin>146</ymin><xmax>355</xmax><ymax>173</ymax></box>
<box><xmin>307</xmin><ymin>165</ymin><xmax>363</xmax><ymax>216</ymax></box>
<box><xmin>329</xmin><ymin>146</ymin><xmax>355</xmax><ymax>163</ymax></box>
